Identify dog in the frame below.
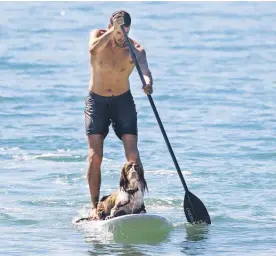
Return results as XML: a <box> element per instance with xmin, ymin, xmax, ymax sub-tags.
<box><xmin>96</xmin><ymin>161</ymin><xmax>148</xmax><ymax>220</ymax></box>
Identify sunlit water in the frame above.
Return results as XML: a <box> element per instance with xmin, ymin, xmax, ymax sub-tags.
<box><xmin>1</xmin><ymin>2</ymin><xmax>276</xmax><ymax>256</ymax></box>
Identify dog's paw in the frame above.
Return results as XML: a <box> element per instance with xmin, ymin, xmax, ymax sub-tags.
<box><xmin>105</xmin><ymin>215</ymin><xmax>114</xmax><ymax>220</ymax></box>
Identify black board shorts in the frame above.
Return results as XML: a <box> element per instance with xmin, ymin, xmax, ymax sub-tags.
<box><xmin>84</xmin><ymin>90</ymin><xmax>138</xmax><ymax>139</ymax></box>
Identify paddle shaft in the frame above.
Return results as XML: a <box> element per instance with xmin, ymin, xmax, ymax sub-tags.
<box><xmin>121</xmin><ymin>26</ymin><xmax>189</xmax><ymax>193</ymax></box>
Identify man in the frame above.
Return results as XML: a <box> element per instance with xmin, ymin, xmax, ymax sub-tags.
<box><xmin>84</xmin><ymin>10</ymin><xmax>153</xmax><ymax>219</ymax></box>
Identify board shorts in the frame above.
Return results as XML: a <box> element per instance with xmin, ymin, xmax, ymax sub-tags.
<box><xmin>84</xmin><ymin>90</ymin><xmax>138</xmax><ymax>139</ymax></box>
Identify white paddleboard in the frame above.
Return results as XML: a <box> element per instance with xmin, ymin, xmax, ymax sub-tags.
<box><xmin>73</xmin><ymin>213</ymin><xmax>172</xmax><ymax>244</ymax></box>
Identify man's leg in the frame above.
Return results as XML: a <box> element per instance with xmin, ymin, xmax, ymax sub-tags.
<box><xmin>86</xmin><ymin>134</ymin><xmax>104</xmax><ymax>219</ymax></box>
<box><xmin>121</xmin><ymin>134</ymin><xmax>143</xmax><ymax>170</ymax></box>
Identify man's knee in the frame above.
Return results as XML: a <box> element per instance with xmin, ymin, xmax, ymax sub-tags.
<box><xmin>88</xmin><ymin>149</ymin><xmax>103</xmax><ymax>167</ymax></box>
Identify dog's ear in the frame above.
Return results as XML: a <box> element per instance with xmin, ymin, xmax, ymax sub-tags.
<box><xmin>135</xmin><ymin>164</ymin><xmax>148</xmax><ymax>192</ymax></box>
<box><xmin>120</xmin><ymin>163</ymin><xmax>129</xmax><ymax>190</ymax></box>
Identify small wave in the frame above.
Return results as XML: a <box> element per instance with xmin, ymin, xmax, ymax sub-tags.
<box><xmin>33</xmin><ymin>172</ymin><xmax>83</xmax><ymax>184</ymax></box>
<box><xmin>0</xmin><ymin>212</ymin><xmax>16</xmax><ymax>221</ymax></box>
<box><xmin>145</xmin><ymin>197</ymin><xmax>182</xmax><ymax>209</ymax></box>
<box><xmin>15</xmin><ymin>149</ymin><xmax>111</xmax><ymax>163</ymax></box>
<box><xmin>19</xmin><ymin>198</ymin><xmax>76</xmax><ymax>207</ymax></box>
<box><xmin>0</xmin><ymin>147</ymin><xmax>21</xmax><ymax>154</ymax></box>
<box><xmin>34</xmin><ymin>153</ymin><xmax>86</xmax><ymax>162</ymax></box>
<box><xmin>55</xmin><ymin>177</ymin><xmax>70</xmax><ymax>185</ymax></box>
<box><xmin>236</xmin><ymin>152</ymin><xmax>276</xmax><ymax>160</ymax></box>
<box><xmin>0</xmin><ymin>147</ymin><xmax>87</xmax><ymax>163</ymax></box>
<box><xmin>0</xmin><ymin>207</ymin><xmax>25</xmax><ymax>213</ymax></box>
<box><xmin>147</xmin><ymin>169</ymin><xmax>192</xmax><ymax>175</ymax></box>
<box><xmin>0</xmin><ymin>147</ymin><xmax>25</xmax><ymax>161</ymax></box>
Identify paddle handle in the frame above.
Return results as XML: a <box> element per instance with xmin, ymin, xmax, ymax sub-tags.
<box><xmin>121</xmin><ymin>26</ymin><xmax>189</xmax><ymax>193</ymax></box>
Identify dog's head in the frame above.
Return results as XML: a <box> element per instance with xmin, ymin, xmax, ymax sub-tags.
<box><xmin>119</xmin><ymin>162</ymin><xmax>148</xmax><ymax>193</ymax></box>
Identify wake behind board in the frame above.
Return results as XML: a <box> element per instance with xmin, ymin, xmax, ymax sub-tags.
<box><xmin>73</xmin><ymin>213</ymin><xmax>172</xmax><ymax>244</ymax></box>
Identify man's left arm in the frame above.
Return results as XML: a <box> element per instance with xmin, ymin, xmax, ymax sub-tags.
<box><xmin>137</xmin><ymin>48</ymin><xmax>153</xmax><ymax>95</ymax></box>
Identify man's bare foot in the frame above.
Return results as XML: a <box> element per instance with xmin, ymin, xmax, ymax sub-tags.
<box><xmin>87</xmin><ymin>208</ymin><xmax>99</xmax><ymax>220</ymax></box>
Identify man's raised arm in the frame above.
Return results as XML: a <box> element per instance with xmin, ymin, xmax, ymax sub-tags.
<box><xmin>89</xmin><ymin>28</ymin><xmax>114</xmax><ymax>55</ymax></box>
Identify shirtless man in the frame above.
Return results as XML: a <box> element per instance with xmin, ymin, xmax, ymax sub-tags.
<box><xmin>84</xmin><ymin>10</ymin><xmax>153</xmax><ymax>219</ymax></box>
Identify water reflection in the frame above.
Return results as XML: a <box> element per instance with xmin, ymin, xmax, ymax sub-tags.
<box><xmin>83</xmin><ymin>225</ymin><xmax>171</xmax><ymax>245</ymax></box>
<box><xmin>87</xmin><ymin>244</ymin><xmax>147</xmax><ymax>256</ymax></box>
<box><xmin>185</xmin><ymin>223</ymin><xmax>209</xmax><ymax>242</ymax></box>
<box><xmin>179</xmin><ymin>223</ymin><xmax>210</xmax><ymax>255</ymax></box>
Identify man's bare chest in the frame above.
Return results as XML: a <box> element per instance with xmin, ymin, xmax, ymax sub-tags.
<box><xmin>94</xmin><ymin>47</ymin><xmax>134</xmax><ymax>72</ymax></box>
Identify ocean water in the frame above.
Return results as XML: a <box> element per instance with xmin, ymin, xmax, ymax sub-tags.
<box><xmin>1</xmin><ymin>1</ymin><xmax>276</xmax><ymax>255</ymax></box>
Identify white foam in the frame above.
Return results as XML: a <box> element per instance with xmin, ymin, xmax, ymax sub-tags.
<box><xmin>0</xmin><ymin>147</ymin><xmax>21</xmax><ymax>152</ymax></box>
<box><xmin>147</xmin><ymin>169</ymin><xmax>192</xmax><ymax>175</ymax></box>
<box><xmin>1</xmin><ymin>207</ymin><xmax>25</xmax><ymax>213</ymax></box>
<box><xmin>55</xmin><ymin>177</ymin><xmax>69</xmax><ymax>185</ymax></box>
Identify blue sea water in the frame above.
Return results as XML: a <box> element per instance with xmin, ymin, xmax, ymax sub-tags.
<box><xmin>1</xmin><ymin>1</ymin><xmax>276</xmax><ymax>255</ymax></box>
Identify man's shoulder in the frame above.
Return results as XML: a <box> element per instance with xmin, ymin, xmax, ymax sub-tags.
<box><xmin>90</xmin><ymin>29</ymin><xmax>107</xmax><ymax>38</ymax></box>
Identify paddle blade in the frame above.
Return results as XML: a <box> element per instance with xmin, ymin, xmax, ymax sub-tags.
<box><xmin>184</xmin><ymin>191</ymin><xmax>211</xmax><ymax>225</ymax></box>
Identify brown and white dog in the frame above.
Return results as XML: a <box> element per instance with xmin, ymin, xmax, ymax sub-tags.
<box><xmin>96</xmin><ymin>161</ymin><xmax>148</xmax><ymax>220</ymax></box>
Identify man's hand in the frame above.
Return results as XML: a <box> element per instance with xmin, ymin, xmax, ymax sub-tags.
<box><xmin>112</xmin><ymin>12</ymin><xmax>124</xmax><ymax>31</ymax></box>
<box><xmin>142</xmin><ymin>84</ymin><xmax>153</xmax><ymax>95</ymax></box>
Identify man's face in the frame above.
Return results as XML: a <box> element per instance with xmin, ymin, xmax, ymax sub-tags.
<box><xmin>113</xmin><ymin>26</ymin><xmax>130</xmax><ymax>43</ymax></box>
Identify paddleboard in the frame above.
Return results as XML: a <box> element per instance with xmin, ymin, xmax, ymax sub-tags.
<box><xmin>73</xmin><ymin>213</ymin><xmax>172</xmax><ymax>244</ymax></box>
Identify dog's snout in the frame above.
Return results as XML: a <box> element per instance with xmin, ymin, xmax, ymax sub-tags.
<box><xmin>130</xmin><ymin>169</ymin><xmax>137</xmax><ymax>175</ymax></box>
<box><xmin>129</xmin><ymin>167</ymin><xmax>138</xmax><ymax>178</ymax></box>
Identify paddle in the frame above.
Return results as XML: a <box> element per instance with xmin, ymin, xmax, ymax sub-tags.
<box><xmin>121</xmin><ymin>25</ymin><xmax>211</xmax><ymax>225</ymax></box>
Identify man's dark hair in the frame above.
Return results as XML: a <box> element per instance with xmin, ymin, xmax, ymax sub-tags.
<box><xmin>110</xmin><ymin>10</ymin><xmax>131</xmax><ymax>27</ymax></box>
